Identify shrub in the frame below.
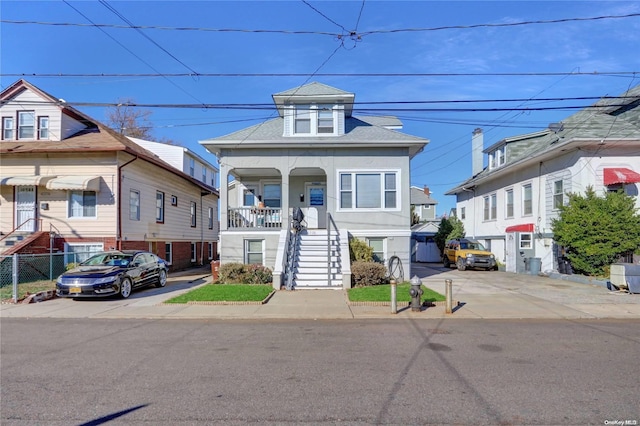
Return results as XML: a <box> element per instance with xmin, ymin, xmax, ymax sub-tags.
<box><xmin>351</xmin><ymin>261</ymin><xmax>388</xmax><ymax>287</ymax></box>
<box><xmin>218</xmin><ymin>262</ymin><xmax>272</xmax><ymax>284</ymax></box>
<box><xmin>349</xmin><ymin>238</ymin><xmax>373</xmax><ymax>262</ymax></box>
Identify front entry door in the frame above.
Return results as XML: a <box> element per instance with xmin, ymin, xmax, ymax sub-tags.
<box><xmin>305</xmin><ymin>184</ymin><xmax>326</xmax><ymax>228</ymax></box>
<box><xmin>16</xmin><ymin>186</ymin><xmax>37</xmax><ymax>231</ymax></box>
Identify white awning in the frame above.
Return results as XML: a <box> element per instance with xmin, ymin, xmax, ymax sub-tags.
<box><xmin>0</xmin><ymin>175</ymin><xmax>57</xmax><ymax>186</ymax></box>
<box><xmin>46</xmin><ymin>176</ymin><xmax>101</xmax><ymax>192</ymax></box>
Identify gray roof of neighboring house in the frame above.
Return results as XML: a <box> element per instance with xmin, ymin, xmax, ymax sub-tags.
<box><xmin>273</xmin><ymin>82</ymin><xmax>353</xmax><ymax>97</ymax></box>
<box><xmin>446</xmin><ymin>84</ymin><xmax>640</xmax><ymax>194</ymax></box>
<box><xmin>410</xmin><ymin>186</ymin><xmax>438</xmax><ymax>205</ymax></box>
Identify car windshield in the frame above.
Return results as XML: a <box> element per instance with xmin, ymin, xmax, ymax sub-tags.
<box><xmin>460</xmin><ymin>242</ymin><xmax>486</xmax><ymax>251</ymax></box>
<box><xmin>81</xmin><ymin>253</ymin><xmax>133</xmax><ymax>267</ymax></box>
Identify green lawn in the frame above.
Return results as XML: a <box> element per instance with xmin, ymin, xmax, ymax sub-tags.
<box><xmin>348</xmin><ymin>283</ymin><xmax>445</xmax><ymax>303</ymax></box>
<box><xmin>165</xmin><ymin>284</ymin><xmax>274</xmax><ymax>303</ymax></box>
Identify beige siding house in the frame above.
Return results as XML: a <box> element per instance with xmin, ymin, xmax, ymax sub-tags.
<box><xmin>201</xmin><ymin>82</ymin><xmax>428</xmax><ymax>289</ymax></box>
<box><xmin>0</xmin><ymin>80</ymin><xmax>219</xmax><ymax>270</ymax></box>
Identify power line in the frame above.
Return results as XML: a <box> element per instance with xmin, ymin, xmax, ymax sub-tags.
<box><xmin>3</xmin><ymin>11</ymin><xmax>639</xmax><ymax>37</ymax></box>
<box><xmin>4</xmin><ymin>71</ymin><xmax>636</xmax><ymax>78</ymax></box>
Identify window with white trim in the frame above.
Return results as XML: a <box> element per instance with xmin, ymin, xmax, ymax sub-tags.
<box><xmin>189</xmin><ymin>158</ymin><xmax>195</xmax><ymax>177</ymax></box>
<box><xmin>156</xmin><ymin>191</ymin><xmax>165</xmax><ymax>223</ymax></box>
<box><xmin>18</xmin><ymin>111</ymin><xmax>35</xmax><ymax>139</ymax></box>
<box><xmin>294</xmin><ymin>104</ymin><xmax>311</xmax><ymax>134</ymax></box>
<box><xmin>64</xmin><ymin>242</ymin><xmax>104</xmax><ymax>265</ymax></box>
<box><xmin>190</xmin><ymin>242</ymin><xmax>196</xmax><ymax>262</ymax></box>
<box><xmin>460</xmin><ymin>206</ymin><xmax>466</xmax><ymax>220</ymax></box>
<box><xmin>522</xmin><ymin>183</ymin><xmax>532</xmax><ymax>215</ymax></box>
<box><xmin>129</xmin><ymin>189</ymin><xmax>140</xmax><ymax>221</ymax></box>
<box><xmin>2</xmin><ymin>117</ymin><xmax>14</xmax><ymax>140</ymax></box>
<box><xmin>263</xmin><ymin>183</ymin><xmax>281</xmax><ymax>208</ymax></box>
<box><xmin>553</xmin><ymin>180</ymin><xmax>564</xmax><ymax>209</ymax></box>
<box><xmin>210</xmin><ymin>170</ymin><xmax>216</xmax><ymax>187</ymax></box>
<box><xmin>367</xmin><ymin>237</ymin><xmax>385</xmax><ymax>264</ymax></box>
<box><xmin>245</xmin><ymin>239</ymin><xmax>264</xmax><ymax>265</ymax></box>
<box><xmin>202</xmin><ymin>167</ymin><xmax>207</xmax><ymax>183</ymax></box>
<box><xmin>505</xmin><ymin>188</ymin><xmax>514</xmax><ymax>218</ymax></box>
<box><xmin>520</xmin><ymin>233</ymin><xmax>532</xmax><ymax>249</ymax></box>
<box><xmin>38</xmin><ymin>116</ymin><xmax>49</xmax><ymax>139</ymax></box>
<box><xmin>339</xmin><ymin>171</ymin><xmax>398</xmax><ymax>210</ymax></box>
<box><xmin>208</xmin><ymin>242</ymin><xmax>213</xmax><ymax>260</ymax></box>
<box><xmin>165</xmin><ymin>243</ymin><xmax>173</xmax><ymax>265</ymax></box>
<box><xmin>243</xmin><ymin>186</ymin><xmax>256</xmax><ymax>206</ymax></box>
<box><xmin>208</xmin><ymin>207</ymin><xmax>214</xmax><ymax>229</ymax></box>
<box><xmin>317</xmin><ymin>104</ymin><xmax>334</xmax><ymax>133</ymax></box>
<box><xmin>489</xmin><ymin>146</ymin><xmax>505</xmax><ymax>170</ymax></box>
<box><xmin>68</xmin><ymin>191</ymin><xmax>96</xmax><ymax>218</ymax></box>
<box><xmin>483</xmin><ymin>193</ymin><xmax>497</xmax><ymax>221</ymax></box>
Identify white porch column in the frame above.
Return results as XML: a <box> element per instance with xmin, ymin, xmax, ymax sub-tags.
<box><xmin>219</xmin><ymin>160</ymin><xmax>229</xmax><ymax>231</ymax></box>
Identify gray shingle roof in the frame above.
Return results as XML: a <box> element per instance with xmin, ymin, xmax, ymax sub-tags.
<box><xmin>446</xmin><ymin>84</ymin><xmax>640</xmax><ymax>194</ymax></box>
<box><xmin>273</xmin><ymin>82</ymin><xmax>353</xmax><ymax>97</ymax></box>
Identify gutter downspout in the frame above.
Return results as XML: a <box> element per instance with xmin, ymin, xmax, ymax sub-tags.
<box><xmin>117</xmin><ymin>156</ymin><xmax>139</xmax><ymax>250</ymax></box>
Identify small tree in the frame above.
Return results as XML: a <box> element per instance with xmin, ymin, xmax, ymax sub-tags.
<box><xmin>106</xmin><ymin>99</ymin><xmax>154</xmax><ymax>139</ymax></box>
<box><xmin>434</xmin><ymin>216</ymin><xmax>466</xmax><ymax>254</ymax></box>
<box><xmin>551</xmin><ymin>187</ymin><xmax>640</xmax><ymax>277</ymax></box>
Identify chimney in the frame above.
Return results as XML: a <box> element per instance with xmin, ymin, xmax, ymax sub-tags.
<box><xmin>472</xmin><ymin>128</ymin><xmax>484</xmax><ymax>176</ymax></box>
<box><xmin>423</xmin><ymin>186</ymin><xmax>430</xmax><ymax>196</ymax></box>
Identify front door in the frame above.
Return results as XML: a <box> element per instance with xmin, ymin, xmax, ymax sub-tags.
<box><xmin>16</xmin><ymin>186</ymin><xmax>36</xmax><ymax>231</ymax></box>
<box><xmin>305</xmin><ymin>184</ymin><xmax>326</xmax><ymax>228</ymax></box>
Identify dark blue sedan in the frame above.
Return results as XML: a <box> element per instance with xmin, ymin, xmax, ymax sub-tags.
<box><xmin>56</xmin><ymin>250</ymin><xmax>168</xmax><ymax>299</ymax></box>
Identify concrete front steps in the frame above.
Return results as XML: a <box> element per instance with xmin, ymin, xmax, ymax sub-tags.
<box><xmin>292</xmin><ymin>229</ymin><xmax>343</xmax><ymax>288</ymax></box>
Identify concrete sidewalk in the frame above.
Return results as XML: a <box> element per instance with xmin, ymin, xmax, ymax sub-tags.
<box><xmin>2</xmin><ymin>264</ymin><xmax>639</xmax><ymax>320</ymax></box>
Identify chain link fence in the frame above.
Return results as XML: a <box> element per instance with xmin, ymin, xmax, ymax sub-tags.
<box><xmin>0</xmin><ymin>251</ymin><xmax>95</xmax><ymax>302</ymax></box>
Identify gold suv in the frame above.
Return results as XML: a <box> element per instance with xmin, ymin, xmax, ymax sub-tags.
<box><xmin>442</xmin><ymin>238</ymin><xmax>497</xmax><ymax>271</ymax></box>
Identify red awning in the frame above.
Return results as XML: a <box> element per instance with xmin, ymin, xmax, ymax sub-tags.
<box><xmin>603</xmin><ymin>167</ymin><xmax>640</xmax><ymax>186</ymax></box>
<box><xmin>505</xmin><ymin>223</ymin><xmax>534</xmax><ymax>233</ymax></box>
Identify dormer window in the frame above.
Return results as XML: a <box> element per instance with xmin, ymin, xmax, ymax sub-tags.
<box><xmin>295</xmin><ymin>104</ymin><xmax>311</xmax><ymax>134</ymax></box>
<box><xmin>38</xmin><ymin>116</ymin><xmax>49</xmax><ymax>139</ymax></box>
<box><xmin>489</xmin><ymin>146</ymin><xmax>505</xmax><ymax>170</ymax></box>
<box><xmin>18</xmin><ymin>111</ymin><xmax>35</xmax><ymax>139</ymax></box>
<box><xmin>2</xmin><ymin>117</ymin><xmax>14</xmax><ymax>140</ymax></box>
<box><xmin>292</xmin><ymin>104</ymin><xmax>336</xmax><ymax>136</ymax></box>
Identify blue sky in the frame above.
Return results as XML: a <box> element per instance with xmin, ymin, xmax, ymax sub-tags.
<box><xmin>2</xmin><ymin>1</ymin><xmax>640</xmax><ymax>214</ymax></box>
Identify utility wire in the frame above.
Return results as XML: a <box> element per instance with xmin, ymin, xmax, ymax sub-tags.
<box><xmin>62</xmin><ymin>0</ymin><xmax>207</xmax><ymax>107</ymax></box>
<box><xmin>301</xmin><ymin>0</ymin><xmax>347</xmax><ymax>32</ymax></box>
<box><xmin>3</xmin><ymin>12</ymin><xmax>639</xmax><ymax>36</ymax></box>
<box><xmin>4</xmin><ymin>71</ymin><xmax>635</xmax><ymax>78</ymax></box>
<box><xmin>98</xmin><ymin>0</ymin><xmax>200</xmax><ymax>76</ymax></box>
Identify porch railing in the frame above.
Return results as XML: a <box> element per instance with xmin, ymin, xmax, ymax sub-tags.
<box><xmin>0</xmin><ymin>218</ymin><xmax>42</xmax><ymax>243</ymax></box>
<box><xmin>228</xmin><ymin>207</ymin><xmax>282</xmax><ymax>229</ymax></box>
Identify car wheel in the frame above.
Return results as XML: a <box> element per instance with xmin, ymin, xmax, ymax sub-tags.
<box><xmin>443</xmin><ymin>256</ymin><xmax>451</xmax><ymax>268</ymax></box>
<box><xmin>456</xmin><ymin>257</ymin><xmax>466</xmax><ymax>271</ymax></box>
<box><xmin>119</xmin><ymin>277</ymin><xmax>132</xmax><ymax>299</ymax></box>
<box><xmin>156</xmin><ymin>269</ymin><xmax>167</xmax><ymax>288</ymax></box>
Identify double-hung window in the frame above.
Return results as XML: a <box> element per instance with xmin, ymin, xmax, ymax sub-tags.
<box><xmin>156</xmin><ymin>191</ymin><xmax>165</xmax><ymax>223</ymax></box>
<box><xmin>505</xmin><ymin>189</ymin><xmax>514</xmax><ymax>218</ymax></box>
<box><xmin>18</xmin><ymin>111</ymin><xmax>35</xmax><ymax>139</ymax></box>
<box><xmin>245</xmin><ymin>239</ymin><xmax>264</xmax><ymax>265</ymax></box>
<box><xmin>189</xmin><ymin>159</ymin><xmax>195</xmax><ymax>177</ymax></box>
<box><xmin>553</xmin><ymin>180</ymin><xmax>564</xmax><ymax>209</ymax></box>
<box><xmin>69</xmin><ymin>191</ymin><xmax>96</xmax><ymax>218</ymax></box>
<box><xmin>190</xmin><ymin>201</ymin><xmax>197</xmax><ymax>227</ymax></box>
<box><xmin>483</xmin><ymin>193</ymin><xmax>497</xmax><ymax>221</ymax></box>
<box><xmin>129</xmin><ymin>189</ymin><xmax>140</xmax><ymax>221</ymax></box>
<box><xmin>38</xmin><ymin>116</ymin><xmax>49</xmax><ymax>139</ymax></box>
<box><xmin>367</xmin><ymin>238</ymin><xmax>385</xmax><ymax>263</ymax></box>
<box><xmin>165</xmin><ymin>243</ymin><xmax>173</xmax><ymax>265</ymax></box>
<box><xmin>202</xmin><ymin>167</ymin><xmax>207</xmax><ymax>183</ymax></box>
<box><xmin>317</xmin><ymin>104</ymin><xmax>334</xmax><ymax>133</ymax></box>
<box><xmin>2</xmin><ymin>117</ymin><xmax>14</xmax><ymax>140</ymax></box>
<box><xmin>294</xmin><ymin>104</ymin><xmax>311</xmax><ymax>134</ymax></box>
<box><xmin>339</xmin><ymin>171</ymin><xmax>398</xmax><ymax>210</ymax></box>
<box><xmin>522</xmin><ymin>184</ymin><xmax>532</xmax><ymax>215</ymax></box>
<box><xmin>208</xmin><ymin>207</ymin><xmax>214</xmax><ymax>229</ymax></box>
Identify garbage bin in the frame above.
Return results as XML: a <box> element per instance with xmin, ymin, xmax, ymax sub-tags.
<box><xmin>211</xmin><ymin>260</ymin><xmax>220</xmax><ymax>281</ymax></box>
<box><xmin>528</xmin><ymin>257</ymin><xmax>541</xmax><ymax>275</ymax></box>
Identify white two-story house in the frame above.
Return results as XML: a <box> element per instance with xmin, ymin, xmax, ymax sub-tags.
<box><xmin>200</xmin><ymin>82</ymin><xmax>429</xmax><ymax>289</ymax></box>
<box><xmin>446</xmin><ymin>85</ymin><xmax>640</xmax><ymax>274</ymax></box>
<box><xmin>0</xmin><ymin>80</ymin><xmax>219</xmax><ymax>271</ymax></box>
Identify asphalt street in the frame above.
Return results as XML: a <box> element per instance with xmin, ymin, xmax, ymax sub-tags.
<box><xmin>2</xmin><ymin>317</ymin><xmax>640</xmax><ymax>425</ymax></box>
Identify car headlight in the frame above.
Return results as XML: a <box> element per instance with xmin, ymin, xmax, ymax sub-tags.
<box><xmin>490</xmin><ymin>254</ymin><xmax>495</xmax><ymax>259</ymax></box>
<box><xmin>466</xmin><ymin>253</ymin><xmax>474</xmax><ymax>258</ymax></box>
<box><xmin>93</xmin><ymin>276</ymin><xmax>118</xmax><ymax>285</ymax></box>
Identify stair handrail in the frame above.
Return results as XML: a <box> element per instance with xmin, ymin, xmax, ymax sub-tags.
<box><xmin>327</xmin><ymin>212</ymin><xmax>340</xmax><ymax>286</ymax></box>
<box><xmin>284</xmin><ymin>212</ymin><xmax>296</xmax><ymax>290</ymax></box>
<box><xmin>0</xmin><ymin>218</ymin><xmax>42</xmax><ymax>243</ymax></box>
